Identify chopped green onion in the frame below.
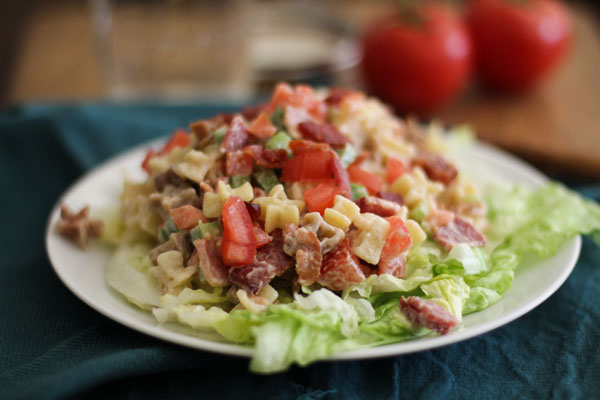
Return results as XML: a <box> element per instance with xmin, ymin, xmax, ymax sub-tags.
<box><xmin>230</xmin><ymin>175</ymin><xmax>250</xmax><ymax>188</ymax></box>
<box><xmin>409</xmin><ymin>202</ymin><xmax>429</xmax><ymax>222</ymax></box>
<box><xmin>159</xmin><ymin>218</ymin><xmax>178</xmax><ymax>242</ymax></box>
<box><xmin>335</xmin><ymin>143</ymin><xmax>357</xmax><ymax>168</ymax></box>
<box><xmin>265</xmin><ymin>131</ymin><xmax>292</xmax><ymax>154</ymax></box>
<box><xmin>254</xmin><ymin>167</ymin><xmax>280</xmax><ymax>193</ymax></box>
<box><xmin>213</xmin><ymin>126</ymin><xmax>227</xmax><ymax>144</ymax></box>
<box><xmin>351</xmin><ymin>183</ymin><xmax>368</xmax><ymax>201</ymax></box>
<box><xmin>270</xmin><ymin>107</ymin><xmax>285</xmax><ymax>130</ymax></box>
<box><xmin>198</xmin><ymin>221</ymin><xmax>223</xmax><ymax>240</ymax></box>
<box><xmin>190</xmin><ymin>226</ymin><xmax>202</xmax><ymax>241</ymax></box>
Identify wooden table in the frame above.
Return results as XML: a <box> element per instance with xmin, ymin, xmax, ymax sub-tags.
<box><xmin>3</xmin><ymin>0</ymin><xmax>599</xmax><ymax>177</ymax></box>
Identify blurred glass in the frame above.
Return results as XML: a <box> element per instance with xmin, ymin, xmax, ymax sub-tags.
<box><xmin>90</xmin><ymin>0</ymin><xmax>251</xmax><ymax>100</ymax></box>
<box><xmin>246</xmin><ymin>0</ymin><xmax>360</xmax><ymax>92</ymax></box>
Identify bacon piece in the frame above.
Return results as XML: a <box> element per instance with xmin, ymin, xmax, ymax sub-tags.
<box><xmin>189</xmin><ymin>115</ymin><xmax>225</xmax><ymax>140</ymax></box>
<box><xmin>254</xmin><ymin>223</ymin><xmax>272</xmax><ymax>248</ymax></box>
<box><xmin>356</xmin><ymin>196</ymin><xmax>402</xmax><ymax>217</ymax></box>
<box><xmin>318</xmin><ymin>238</ymin><xmax>366</xmax><ymax>291</ymax></box>
<box><xmin>256</xmin><ymin>229</ymin><xmax>293</xmax><ymax>275</ymax></box>
<box><xmin>432</xmin><ymin>216</ymin><xmax>486</xmax><ymax>251</ymax></box>
<box><xmin>242</xmin><ymin>103</ymin><xmax>269</xmax><ymax>121</ymax></box>
<box><xmin>228</xmin><ymin>229</ymin><xmax>293</xmax><ymax>294</ymax></box>
<box><xmin>56</xmin><ymin>204</ymin><xmax>103</xmax><ymax>250</ymax></box>
<box><xmin>379</xmin><ymin>192</ymin><xmax>404</xmax><ymax>206</ymax></box>
<box><xmin>325</xmin><ymin>88</ymin><xmax>353</xmax><ymax>106</ymax></box>
<box><xmin>329</xmin><ymin>151</ymin><xmax>352</xmax><ymax>198</ymax></box>
<box><xmin>411</xmin><ymin>152</ymin><xmax>458</xmax><ymax>185</ymax></box>
<box><xmin>244</xmin><ymin>145</ymin><xmax>287</xmax><ymax>169</ymax></box>
<box><xmin>289</xmin><ymin>139</ymin><xmax>330</xmax><ymax>155</ymax></box>
<box><xmin>228</xmin><ymin>262</ymin><xmax>275</xmax><ymax>295</ymax></box>
<box><xmin>283</xmin><ymin>224</ymin><xmax>322</xmax><ymax>286</ymax></box>
<box><xmin>193</xmin><ymin>239</ymin><xmax>230</xmax><ymax>287</ymax></box>
<box><xmin>225</xmin><ymin>151</ymin><xmax>254</xmax><ymax>176</ymax></box>
<box><xmin>221</xmin><ymin>115</ymin><xmax>250</xmax><ymax>153</ymax></box>
<box><xmin>283</xmin><ymin>105</ymin><xmax>311</xmax><ymax>138</ymax></box>
<box><xmin>399</xmin><ymin>296</ymin><xmax>458</xmax><ymax>334</ymax></box>
<box><xmin>298</xmin><ymin>121</ymin><xmax>348</xmax><ymax>148</ymax></box>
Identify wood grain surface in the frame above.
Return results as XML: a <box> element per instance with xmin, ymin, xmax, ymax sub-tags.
<box><xmin>3</xmin><ymin>1</ymin><xmax>599</xmax><ymax>177</ymax></box>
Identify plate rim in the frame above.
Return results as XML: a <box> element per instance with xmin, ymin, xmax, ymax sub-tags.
<box><xmin>45</xmin><ymin>138</ymin><xmax>582</xmax><ymax>360</ymax></box>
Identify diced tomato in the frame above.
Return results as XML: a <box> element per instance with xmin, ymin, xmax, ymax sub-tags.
<box><xmin>281</xmin><ymin>150</ymin><xmax>333</xmax><ymax>182</ymax></box>
<box><xmin>247</xmin><ymin>111</ymin><xmax>277</xmax><ymax>139</ymax></box>
<box><xmin>253</xmin><ymin>223</ymin><xmax>272</xmax><ymax>248</ymax></box>
<box><xmin>304</xmin><ymin>182</ymin><xmax>342</xmax><ymax>214</ymax></box>
<box><xmin>221</xmin><ymin>196</ymin><xmax>256</xmax><ymax>266</ymax></box>
<box><xmin>289</xmin><ymin>139</ymin><xmax>330</xmax><ymax>155</ymax></box>
<box><xmin>347</xmin><ymin>165</ymin><xmax>383</xmax><ymax>195</ymax></box>
<box><xmin>350</xmin><ymin>151</ymin><xmax>370</xmax><ymax>167</ymax></box>
<box><xmin>220</xmin><ymin>241</ymin><xmax>255</xmax><ymax>267</ymax></box>
<box><xmin>162</xmin><ymin>130</ymin><xmax>191</xmax><ymax>154</ymax></box>
<box><xmin>386</xmin><ymin>157</ymin><xmax>408</xmax><ymax>184</ymax></box>
<box><xmin>270</xmin><ymin>82</ymin><xmax>326</xmax><ymax>123</ymax></box>
<box><xmin>379</xmin><ymin>216</ymin><xmax>412</xmax><ymax>277</ymax></box>
<box><xmin>270</xmin><ymin>82</ymin><xmax>294</xmax><ymax>109</ymax></box>
<box><xmin>330</xmin><ymin>151</ymin><xmax>352</xmax><ymax>198</ymax></box>
<box><xmin>171</xmin><ymin>205</ymin><xmax>207</xmax><ymax>230</ymax></box>
<box><xmin>141</xmin><ymin>149</ymin><xmax>157</xmax><ymax>174</ymax></box>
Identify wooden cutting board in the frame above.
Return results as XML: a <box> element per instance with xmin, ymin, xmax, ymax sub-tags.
<box><xmin>439</xmin><ymin>5</ymin><xmax>600</xmax><ymax>179</ymax></box>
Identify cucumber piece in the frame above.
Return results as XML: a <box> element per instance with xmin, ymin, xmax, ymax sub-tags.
<box><xmin>254</xmin><ymin>167</ymin><xmax>280</xmax><ymax>193</ymax></box>
<box><xmin>270</xmin><ymin>107</ymin><xmax>285</xmax><ymax>130</ymax></box>
<box><xmin>230</xmin><ymin>175</ymin><xmax>250</xmax><ymax>188</ymax></box>
<box><xmin>213</xmin><ymin>126</ymin><xmax>227</xmax><ymax>144</ymax></box>
<box><xmin>351</xmin><ymin>183</ymin><xmax>368</xmax><ymax>201</ymax></box>
<box><xmin>265</xmin><ymin>132</ymin><xmax>292</xmax><ymax>153</ymax></box>
<box><xmin>335</xmin><ymin>143</ymin><xmax>357</xmax><ymax>168</ymax></box>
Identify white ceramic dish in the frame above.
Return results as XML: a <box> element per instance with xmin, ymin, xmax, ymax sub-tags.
<box><xmin>45</xmin><ymin>139</ymin><xmax>581</xmax><ymax>360</ymax></box>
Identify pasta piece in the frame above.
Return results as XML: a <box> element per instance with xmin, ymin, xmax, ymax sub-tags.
<box><xmin>352</xmin><ymin>213</ymin><xmax>391</xmax><ymax>265</ymax></box>
<box><xmin>174</xmin><ymin>150</ymin><xmax>215</xmax><ymax>184</ymax></box>
<box><xmin>253</xmin><ymin>184</ymin><xmax>305</xmax><ymax>230</ymax></box>
<box><xmin>149</xmin><ymin>250</ymin><xmax>196</xmax><ymax>295</ymax></box>
<box><xmin>324</xmin><ymin>208</ymin><xmax>351</xmax><ymax>230</ymax></box>
<box><xmin>390</xmin><ymin>167</ymin><xmax>444</xmax><ymax>210</ymax></box>
<box><xmin>121</xmin><ymin>180</ymin><xmax>162</xmax><ymax>235</ymax></box>
<box><xmin>331</xmin><ymin>195</ymin><xmax>361</xmax><ymax>222</ymax></box>
<box><xmin>202</xmin><ymin>181</ymin><xmax>254</xmax><ymax>218</ymax></box>
<box><xmin>234</xmin><ymin>284</ymin><xmax>278</xmax><ymax>313</ymax></box>
<box><xmin>405</xmin><ymin>219</ymin><xmax>427</xmax><ymax>246</ymax></box>
<box><xmin>148</xmin><ymin>147</ymin><xmax>188</xmax><ymax>174</ymax></box>
<box><xmin>264</xmin><ymin>203</ymin><xmax>300</xmax><ymax>233</ymax></box>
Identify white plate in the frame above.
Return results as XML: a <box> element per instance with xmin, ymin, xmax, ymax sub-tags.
<box><xmin>45</xmin><ymin>140</ymin><xmax>581</xmax><ymax>360</ymax></box>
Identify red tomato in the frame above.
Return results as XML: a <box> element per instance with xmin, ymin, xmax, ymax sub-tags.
<box><xmin>361</xmin><ymin>5</ymin><xmax>472</xmax><ymax>114</ymax></box>
<box><xmin>247</xmin><ymin>111</ymin><xmax>277</xmax><ymax>139</ymax></box>
<box><xmin>304</xmin><ymin>183</ymin><xmax>342</xmax><ymax>214</ymax></box>
<box><xmin>289</xmin><ymin>139</ymin><xmax>330</xmax><ymax>155</ymax></box>
<box><xmin>281</xmin><ymin>151</ymin><xmax>333</xmax><ymax>182</ymax></box>
<box><xmin>162</xmin><ymin>130</ymin><xmax>191</xmax><ymax>154</ymax></box>
<box><xmin>386</xmin><ymin>158</ymin><xmax>408</xmax><ymax>184</ymax></box>
<box><xmin>141</xmin><ymin>149</ymin><xmax>157</xmax><ymax>174</ymax></box>
<box><xmin>221</xmin><ymin>196</ymin><xmax>256</xmax><ymax>266</ymax></box>
<box><xmin>347</xmin><ymin>165</ymin><xmax>383</xmax><ymax>195</ymax></box>
<box><xmin>467</xmin><ymin>0</ymin><xmax>571</xmax><ymax>92</ymax></box>
<box><xmin>170</xmin><ymin>205</ymin><xmax>206</xmax><ymax>230</ymax></box>
<box><xmin>379</xmin><ymin>216</ymin><xmax>412</xmax><ymax>277</ymax></box>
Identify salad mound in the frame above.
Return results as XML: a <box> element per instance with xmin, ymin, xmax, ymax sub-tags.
<box><xmin>65</xmin><ymin>83</ymin><xmax>600</xmax><ymax>373</ymax></box>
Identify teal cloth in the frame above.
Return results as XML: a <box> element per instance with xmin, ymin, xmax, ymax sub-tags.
<box><xmin>1</xmin><ymin>103</ymin><xmax>599</xmax><ymax>400</ymax></box>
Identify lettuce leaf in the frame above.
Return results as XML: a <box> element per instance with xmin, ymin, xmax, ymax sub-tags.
<box><xmin>106</xmin><ymin>243</ymin><xmax>161</xmax><ymax>310</ymax></box>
